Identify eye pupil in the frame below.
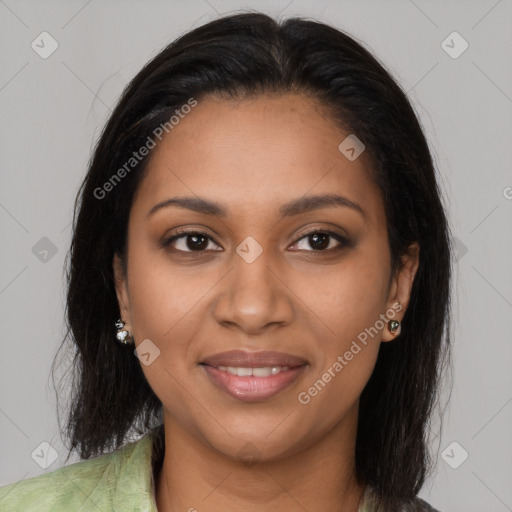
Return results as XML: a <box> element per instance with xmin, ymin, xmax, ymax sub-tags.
<box><xmin>187</xmin><ymin>234</ymin><xmax>208</xmax><ymax>251</ymax></box>
<box><xmin>309</xmin><ymin>233</ymin><xmax>329</xmax><ymax>250</ymax></box>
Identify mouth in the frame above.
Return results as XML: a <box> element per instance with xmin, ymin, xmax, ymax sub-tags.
<box><xmin>199</xmin><ymin>350</ymin><xmax>308</xmax><ymax>402</ymax></box>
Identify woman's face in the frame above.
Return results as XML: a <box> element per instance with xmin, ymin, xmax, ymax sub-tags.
<box><xmin>114</xmin><ymin>93</ymin><xmax>419</xmax><ymax>462</ymax></box>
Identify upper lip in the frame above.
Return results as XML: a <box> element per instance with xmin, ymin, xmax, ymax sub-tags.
<box><xmin>200</xmin><ymin>350</ymin><xmax>308</xmax><ymax>368</ymax></box>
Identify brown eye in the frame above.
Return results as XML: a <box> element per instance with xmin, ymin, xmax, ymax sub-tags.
<box><xmin>162</xmin><ymin>230</ymin><xmax>221</xmax><ymax>252</ymax></box>
<box><xmin>291</xmin><ymin>230</ymin><xmax>348</xmax><ymax>252</ymax></box>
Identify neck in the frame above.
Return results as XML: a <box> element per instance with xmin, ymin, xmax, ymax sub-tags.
<box><xmin>155</xmin><ymin>405</ymin><xmax>366</xmax><ymax>512</ymax></box>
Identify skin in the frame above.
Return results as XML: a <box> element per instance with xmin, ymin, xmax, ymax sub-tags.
<box><xmin>113</xmin><ymin>93</ymin><xmax>420</xmax><ymax>512</ymax></box>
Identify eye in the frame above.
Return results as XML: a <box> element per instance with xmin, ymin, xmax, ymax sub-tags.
<box><xmin>161</xmin><ymin>229</ymin><xmax>222</xmax><ymax>252</ymax></box>
<box><xmin>291</xmin><ymin>229</ymin><xmax>348</xmax><ymax>252</ymax></box>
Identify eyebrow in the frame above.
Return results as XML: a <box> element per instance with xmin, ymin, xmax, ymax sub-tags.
<box><xmin>147</xmin><ymin>193</ymin><xmax>366</xmax><ymax>220</ymax></box>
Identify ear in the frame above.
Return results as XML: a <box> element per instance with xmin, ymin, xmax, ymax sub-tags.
<box><xmin>381</xmin><ymin>242</ymin><xmax>420</xmax><ymax>342</ymax></box>
<box><xmin>113</xmin><ymin>252</ymin><xmax>132</xmax><ymax>328</ymax></box>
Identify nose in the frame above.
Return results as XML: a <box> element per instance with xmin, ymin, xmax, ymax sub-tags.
<box><xmin>213</xmin><ymin>246</ymin><xmax>294</xmax><ymax>335</ymax></box>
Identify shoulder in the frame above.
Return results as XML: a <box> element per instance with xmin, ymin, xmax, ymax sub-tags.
<box><xmin>0</xmin><ymin>431</ymin><xmax>156</xmax><ymax>512</ymax></box>
<box><xmin>0</xmin><ymin>450</ymin><xmax>123</xmax><ymax>511</ymax></box>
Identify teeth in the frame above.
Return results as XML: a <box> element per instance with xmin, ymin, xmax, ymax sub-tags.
<box><xmin>253</xmin><ymin>367</ymin><xmax>276</xmax><ymax>377</ymax></box>
<box><xmin>217</xmin><ymin>365</ymin><xmax>290</xmax><ymax>377</ymax></box>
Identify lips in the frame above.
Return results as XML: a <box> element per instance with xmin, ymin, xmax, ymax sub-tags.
<box><xmin>199</xmin><ymin>350</ymin><xmax>308</xmax><ymax>401</ymax></box>
<box><xmin>200</xmin><ymin>349</ymin><xmax>308</xmax><ymax>369</ymax></box>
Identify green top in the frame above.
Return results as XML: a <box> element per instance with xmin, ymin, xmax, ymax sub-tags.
<box><xmin>0</xmin><ymin>427</ymin><xmax>439</xmax><ymax>511</ymax></box>
<box><xmin>0</xmin><ymin>429</ymin><xmax>160</xmax><ymax>512</ymax></box>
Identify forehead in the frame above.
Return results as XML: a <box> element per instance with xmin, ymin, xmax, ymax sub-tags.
<box><xmin>132</xmin><ymin>93</ymin><xmax>383</xmax><ymax>223</ymax></box>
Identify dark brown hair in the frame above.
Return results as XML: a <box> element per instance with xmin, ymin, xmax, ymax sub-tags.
<box><xmin>52</xmin><ymin>11</ymin><xmax>453</xmax><ymax>511</ymax></box>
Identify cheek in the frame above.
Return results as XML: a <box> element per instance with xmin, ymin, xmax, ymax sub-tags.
<box><xmin>126</xmin><ymin>242</ymin><xmax>198</xmax><ymax>337</ymax></box>
<box><xmin>295</xmin><ymin>265</ymin><xmax>386</xmax><ymax>421</ymax></box>
<box><xmin>126</xmin><ymin>255</ymin><xmax>199</xmax><ymax>410</ymax></box>
<box><xmin>301</xmin><ymin>255</ymin><xmax>389</xmax><ymax>341</ymax></box>
<box><xmin>295</xmin><ymin>254</ymin><xmax>388</xmax><ymax>401</ymax></box>
<box><xmin>125</xmin><ymin>243</ymin><xmax>213</xmax><ymax>384</ymax></box>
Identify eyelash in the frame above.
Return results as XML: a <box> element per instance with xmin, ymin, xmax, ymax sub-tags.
<box><xmin>161</xmin><ymin>227</ymin><xmax>349</xmax><ymax>254</ymax></box>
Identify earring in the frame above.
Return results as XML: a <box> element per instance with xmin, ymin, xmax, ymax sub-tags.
<box><xmin>115</xmin><ymin>319</ymin><xmax>133</xmax><ymax>345</ymax></box>
<box><xmin>388</xmin><ymin>319</ymin><xmax>401</xmax><ymax>336</ymax></box>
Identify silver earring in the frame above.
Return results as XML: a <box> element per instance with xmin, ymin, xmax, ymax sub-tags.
<box><xmin>115</xmin><ymin>319</ymin><xmax>133</xmax><ymax>345</ymax></box>
<box><xmin>388</xmin><ymin>320</ymin><xmax>401</xmax><ymax>336</ymax></box>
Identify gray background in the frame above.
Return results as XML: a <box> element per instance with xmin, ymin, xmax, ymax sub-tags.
<box><xmin>1</xmin><ymin>1</ymin><xmax>511</xmax><ymax>510</ymax></box>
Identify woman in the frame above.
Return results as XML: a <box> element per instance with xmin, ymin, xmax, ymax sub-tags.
<box><xmin>0</xmin><ymin>11</ymin><xmax>451</xmax><ymax>512</ymax></box>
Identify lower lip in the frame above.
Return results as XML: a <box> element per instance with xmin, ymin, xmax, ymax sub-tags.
<box><xmin>200</xmin><ymin>364</ymin><xmax>307</xmax><ymax>402</ymax></box>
